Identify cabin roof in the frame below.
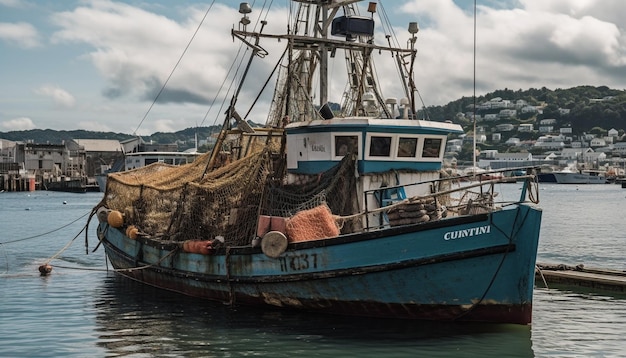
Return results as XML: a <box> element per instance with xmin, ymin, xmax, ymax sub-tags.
<box><xmin>286</xmin><ymin>118</ymin><xmax>463</xmax><ymax>134</ymax></box>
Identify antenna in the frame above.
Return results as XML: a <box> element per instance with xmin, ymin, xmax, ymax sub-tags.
<box><xmin>472</xmin><ymin>0</ymin><xmax>477</xmax><ymax>170</ymax></box>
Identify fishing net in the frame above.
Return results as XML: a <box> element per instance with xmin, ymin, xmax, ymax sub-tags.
<box><xmin>100</xmin><ymin>135</ymin><xmax>359</xmax><ymax>247</ymax></box>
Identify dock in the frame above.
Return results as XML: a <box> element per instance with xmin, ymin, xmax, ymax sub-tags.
<box><xmin>536</xmin><ymin>263</ymin><xmax>626</xmax><ymax>294</ymax></box>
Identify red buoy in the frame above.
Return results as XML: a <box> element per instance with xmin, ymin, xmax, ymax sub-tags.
<box><xmin>38</xmin><ymin>264</ymin><xmax>52</xmax><ymax>276</ymax></box>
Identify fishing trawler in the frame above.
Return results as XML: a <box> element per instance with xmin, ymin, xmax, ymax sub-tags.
<box><xmin>91</xmin><ymin>1</ymin><xmax>542</xmax><ymax>324</ymax></box>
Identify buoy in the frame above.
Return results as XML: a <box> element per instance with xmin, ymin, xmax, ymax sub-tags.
<box><xmin>38</xmin><ymin>264</ymin><xmax>52</xmax><ymax>276</ymax></box>
<box><xmin>125</xmin><ymin>225</ymin><xmax>139</xmax><ymax>239</ymax></box>
<box><xmin>261</xmin><ymin>231</ymin><xmax>288</xmax><ymax>258</ymax></box>
<box><xmin>96</xmin><ymin>207</ymin><xmax>110</xmax><ymax>223</ymax></box>
<box><xmin>107</xmin><ymin>210</ymin><xmax>124</xmax><ymax>228</ymax></box>
<box><xmin>63</xmin><ymin>201</ymin><xmax>67</xmax><ymax>205</ymax></box>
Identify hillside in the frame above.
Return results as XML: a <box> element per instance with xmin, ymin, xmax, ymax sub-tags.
<box><xmin>3</xmin><ymin>86</ymin><xmax>626</xmax><ymax>145</ymax></box>
<box><xmin>0</xmin><ymin>126</ymin><xmax>223</xmax><ymax>150</ymax></box>
<box><xmin>423</xmin><ymin>85</ymin><xmax>626</xmax><ymax>134</ymax></box>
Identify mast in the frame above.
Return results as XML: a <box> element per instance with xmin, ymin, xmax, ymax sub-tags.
<box><xmin>232</xmin><ymin>1</ymin><xmax>417</xmax><ymax>122</ymax></box>
<box><xmin>319</xmin><ymin>4</ymin><xmax>328</xmax><ymax>106</ymax></box>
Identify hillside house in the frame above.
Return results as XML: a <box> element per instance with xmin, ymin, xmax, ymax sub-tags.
<box><xmin>534</xmin><ymin>136</ymin><xmax>565</xmax><ymax>150</ymax></box>
<box><xmin>518</xmin><ymin>124</ymin><xmax>533</xmax><ymax>132</ymax></box>
<box><xmin>495</xmin><ymin>123</ymin><xmax>515</xmax><ymax>132</ymax></box>
<box><xmin>540</xmin><ymin>119</ymin><xmax>557</xmax><ymax>125</ymax></box>
<box><xmin>499</xmin><ymin>109</ymin><xmax>517</xmax><ymax>119</ymax></box>
<box><xmin>539</xmin><ymin>126</ymin><xmax>554</xmax><ymax>133</ymax></box>
<box><xmin>483</xmin><ymin>113</ymin><xmax>498</xmax><ymax>121</ymax></box>
<box><xmin>561</xmin><ymin>148</ymin><xmax>593</xmax><ymax>160</ymax></box>
<box><xmin>590</xmin><ymin>138</ymin><xmax>606</xmax><ymax>148</ymax></box>
<box><xmin>505</xmin><ymin>137</ymin><xmax>521</xmax><ymax>146</ymax></box>
<box><xmin>446</xmin><ymin>139</ymin><xmax>463</xmax><ymax>153</ymax></box>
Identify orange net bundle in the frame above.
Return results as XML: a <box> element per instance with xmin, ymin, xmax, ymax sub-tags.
<box><xmin>285</xmin><ymin>204</ymin><xmax>340</xmax><ymax>242</ymax></box>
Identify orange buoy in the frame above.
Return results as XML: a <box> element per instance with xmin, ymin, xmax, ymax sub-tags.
<box><xmin>38</xmin><ymin>264</ymin><xmax>52</xmax><ymax>276</ymax></box>
<box><xmin>125</xmin><ymin>225</ymin><xmax>139</xmax><ymax>239</ymax></box>
<box><xmin>107</xmin><ymin>210</ymin><xmax>124</xmax><ymax>228</ymax></box>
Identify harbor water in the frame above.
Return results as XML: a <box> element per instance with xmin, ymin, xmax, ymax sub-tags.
<box><xmin>1</xmin><ymin>184</ymin><xmax>625</xmax><ymax>357</ymax></box>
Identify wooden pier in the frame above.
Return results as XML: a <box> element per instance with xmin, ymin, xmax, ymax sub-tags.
<box><xmin>536</xmin><ymin>263</ymin><xmax>626</xmax><ymax>294</ymax></box>
<box><xmin>0</xmin><ymin>174</ymin><xmax>36</xmax><ymax>192</ymax></box>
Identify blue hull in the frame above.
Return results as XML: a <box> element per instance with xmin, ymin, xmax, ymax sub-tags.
<box><xmin>99</xmin><ymin>204</ymin><xmax>541</xmax><ymax>324</ymax></box>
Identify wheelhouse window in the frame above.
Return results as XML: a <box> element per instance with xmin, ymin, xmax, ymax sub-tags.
<box><xmin>335</xmin><ymin>135</ymin><xmax>359</xmax><ymax>156</ymax></box>
<box><xmin>369</xmin><ymin>136</ymin><xmax>392</xmax><ymax>157</ymax></box>
<box><xmin>422</xmin><ymin>138</ymin><xmax>442</xmax><ymax>158</ymax></box>
<box><xmin>397</xmin><ymin>137</ymin><xmax>418</xmax><ymax>158</ymax></box>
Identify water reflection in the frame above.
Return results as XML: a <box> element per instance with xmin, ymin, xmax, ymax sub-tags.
<box><xmin>94</xmin><ymin>275</ymin><xmax>533</xmax><ymax>357</ymax></box>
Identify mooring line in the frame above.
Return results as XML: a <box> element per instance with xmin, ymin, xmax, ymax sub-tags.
<box><xmin>0</xmin><ymin>210</ymin><xmax>91</xmax><ymax>245</ymax></box>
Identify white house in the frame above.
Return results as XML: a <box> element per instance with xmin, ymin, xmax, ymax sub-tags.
<box><xmin>540</xmin><ymin>118</ymin><xmax>557</xmax><ymax>125</ymax></box>
<box><xmin>561</xmin><ymin>148</ymin><xmax>592</xmax><ymax>160</ymax></box>
<box><xmin>520</xmin><ymin>105</ymin><xmax>537</xmax><ymax>114</ymax></box>
<box><xmin>498</xmin><ymin>109</ymin><xmax>517</xmax><ymax>119</ymax></box>
<box><xmin>446</xmin><ymin>139</ymin><xmax>463</xmax><ymax>153</ymax></box>
<box><xmin>483</xmin><ymin>113</ymin><xmax>498</xmax><ymax>121</ymax></box>
<box><xmin>496</xmin><ymin>123</ymin><xmax>515</xmax><ymax>132</ymax></box>
<box><xmin>534</xmin><ymin>135</ymin><xmax>565</xmax><ymax>150</ymax></box>
<box><xmin>582</xmin><ymin>151</ymin><xmax>606</xmax><ymax>163</ymax></box>
<box><xmin>590</xmin><ymin>138</ymin><xmax>606</xmax><ymax>148</ymax></box>
<box><xmin>612</xmin><ymin>142</ymin><xmax>626</xmax><ymax>154</ymax></box>
<box><xmin>518</xmin><ymin>123</ymin><xmax>533</xmax><ymax>132</ymax></box>
<box><xmin>505</xmin><ymin>137</ymin><xmax>521</xmax><ymax>146</ymax></box>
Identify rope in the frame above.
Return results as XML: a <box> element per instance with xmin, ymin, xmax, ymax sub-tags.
<box><xmin>132</xmin><ymin>0</ymin><xmax>217</xmax><ymax>134</ymax></box>
<box><xmin>451</xmin><ymin>206</ymin><xmax>525</xmax><ymax>321</ymax></box>
<box><xmin>43</xmin><ymin>223</ymin><xmax>88</xmax><ymax>265</ymax></box>
<box><xmin>536</xmin><ymin>264</ymin><xmax>549</xmax><ymax>289</ymax></box>
<box><xmin>0</xmin><ymin>210</ymin><xmax>91</xmax><ymax>245</ymax></box>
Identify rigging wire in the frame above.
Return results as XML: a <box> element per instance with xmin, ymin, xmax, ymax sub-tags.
<box><xmin>131</xmin><ymin>0</ymin><xmax>217</xmax><ymax>135</ymax></box>
<box><xmin>473</xmin><ymin>0</ymin><xmax>478</xmax><ymax>169</ymax></box>
<box><xmin>199</xmin><ymin>0</ymin><xmax>273</xmax><ymax>128</ymax></box>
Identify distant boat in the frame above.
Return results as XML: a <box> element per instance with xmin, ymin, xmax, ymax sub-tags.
<box><xmin>90</xmin><ymin>1</ymin><xmax>543</xmax><ymax>325</ymax></box>
<box><xmin>46</xmin><ymin>177</ymin><xmax>87</xmax><ymax>193</ymax></box>
<box><xmin>538</xmin><ymin>166</ymin><xmax>607</xmax><ymax>184</ymax></box>
<box><xmin>551</xmin><ymin>170</ymin><xmax>607</xmax><ymax>184</ymax></box>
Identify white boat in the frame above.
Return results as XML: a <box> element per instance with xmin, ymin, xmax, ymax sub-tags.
<box><xmin>552</xmin><ymin>169</ymin><xmax>607</xmax><ymax>184</ymax></box>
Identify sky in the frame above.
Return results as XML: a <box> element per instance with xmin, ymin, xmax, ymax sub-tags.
<box><xmin>1</xmin><ymin>0</ymin><xmax>625</xmax><ymax>135</ymax></box>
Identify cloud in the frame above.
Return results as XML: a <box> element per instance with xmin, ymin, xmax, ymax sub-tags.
<box><xmin>153</xmin><ymin>119</ymin><xmax>176</xmax><ymax>133</ymax></box>
<box><xmin>34</xmin><ymin>84</ymin><xmax>76</xmax><ymax>108</ymax></box>
<box><xmin>30</xmin><ymin>0</ymin><xmax>626</xmax><ymax>135</ymax></box>
<box><xmin>1</xmin><ymin>117</ymin><xmax>36</xmax><ymax>130</ymax></box>
<box><xmin>398</xmin><ymin>0</ymin><xmax>626</xmax><ymax>105</ymax></box>
<box><xmin>0</xmin><ymin>22</ymin><xmax>41</xmax><ymax>48</ymax></box>
<box><xmin>50</xmin><ymin>1</ymin><xmax>247</xmax><ymax>106</ymax></box>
